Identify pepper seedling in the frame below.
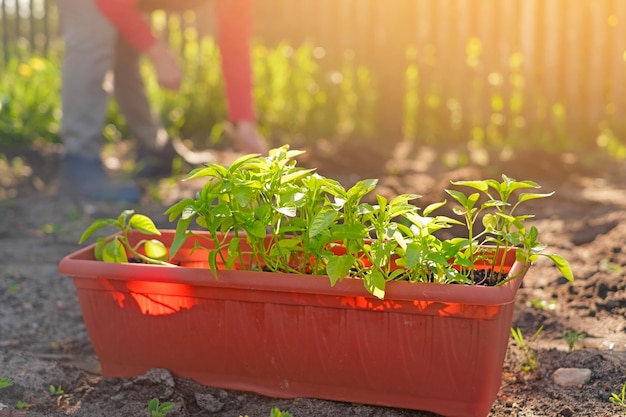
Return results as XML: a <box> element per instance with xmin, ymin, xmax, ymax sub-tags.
<box><xmin>79</xmin><ymin>209</ymin><xmax>171</xmax><ymax>266</ymax></box>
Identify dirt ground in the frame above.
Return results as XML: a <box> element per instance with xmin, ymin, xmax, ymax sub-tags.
<box><xmin>1</xmin><ymin>140</ymin><xmax>625</xmax><ymax>417</ymax></box>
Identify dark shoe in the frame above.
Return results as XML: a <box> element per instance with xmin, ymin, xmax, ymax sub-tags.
<box><xmin>135</xmin><ymin>142</ymin><xmax>176</xmax><ymax>179</ymax></box>
<box><xmin>136</xmin><ymin>139</ymin><xmax>215</xmax><ymax>179</ymax></box>
<box><xmin>59</xmin><ymin>154</ymin><xmax>141</xmax><ymax>203</ymax></box>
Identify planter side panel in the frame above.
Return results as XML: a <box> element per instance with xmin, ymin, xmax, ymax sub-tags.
<box><xmin>73</xmin><ymin>276</ymin><xmax>514</xmax><ymax>417</ymax></box>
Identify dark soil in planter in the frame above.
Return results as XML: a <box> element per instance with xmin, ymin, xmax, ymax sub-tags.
<box><xmin>1</xmin><ymin>141</ymin><xmax>626</xmax><ymax>416</ymax></box>
<box><xmin>469</xmin><ymin>269</ymin><xmax>508</xmax><ymax>286</ymax></box>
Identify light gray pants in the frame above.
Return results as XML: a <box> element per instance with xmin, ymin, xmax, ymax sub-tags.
<box><xmin>55</xmin><ymin>0</ymin><xmax>165</xmax><ymax>159</ymax></box>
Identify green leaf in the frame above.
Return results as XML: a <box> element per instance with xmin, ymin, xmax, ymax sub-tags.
<box><xmin>333</xmin><ymin>223</ymin><xmax>368</xmax><ymax>240</ymax></box>
<box><xmin>452</xmin><ymin>207</ymin><xmax>466</xmax><ymax>216</ymax></box>
<box><xmin>503</xmin><ymin>177</ymin><xmax>541</xmax><ymax>191</ymax></box>
<box><xmin>169</xmin><ymin>217</ymin><xmax>193</xmax><ymax>259</ymax></box>
<box><xmin>389</xmin><ymin>193</ymin><xmax>421</xmax><ymax>205</ymax></box>
<box><xmin>450</xmin><ymin>180</ymin><xmax>489</xmax><ymax>192</ymax></box>
<box><xmin>255</xmin><ymin>203</ymin><xmax>272</xmax><ymax>223</ymax></box>
<box><xmin>159</xmin><ymin>402</ymin><xmax>174</xmax><ymax>414</ymax></box>
<box><xmin>425</xmin><ymin>251</ymin><xmax>449</xmax><ymax>265</ymax></box>
<box><xmin>482</xmin><ymin>213</ymin><xmax>498</xmax><ymax>231</ymax></box>
<box><xmin>326</xmin><ymin>254</ymin><xmax>355</xmax><ymax>285</ymax></box>
<box><xmin>275</xmin><ymin>205</ymin><xmax>297</xmax><ymax>217</ymax></box>
<box><xmin>145</xmin><ymin>239</ymin><xmax>168</xmax><ymax>261</ymax></box>
<box><xmin>388</xmin><ymin>202</ymin><xmax>418</xmax><ymax>218</ymax></box>
<box><xmin>518</xmin><ymin>192</ymin><xmax>555</xmax><ymax>203</ymax></box>
<box><xmin>529</xmin><ymin>225</ymin><xmax>539</xmax><ymax>241</ymax></box>
<box><xmin>211</xmin><ymin>203</ymin><xmax>231</xmax><ymax>218</ymax></box>
<box><xmin>225</xmin><ymin>237</ymin><xmax>241</xmax><ymax>270</ymax></box>
<box><xmin>280</xmin><ymin>168</ymin><xmax>316</xmax><ymax>185</ymax></box>
<box><xmin>309</xmin><ymin>208</ymin><xmax>337</xmax><ymax>238</ymax></box>
<box><xmin>482</xmin><ymin>199</ymin><xmax>507</xmax><ymax>208</ymax></box>
<box><xmin>164</xmin><ymin>198</ymin><xmax>195</xmax><ymax>221</ymax></box>
<box><xmin>375</xmin><ymin>194</ymin><xmax>388</xmax><ymax>212</ymax></box>
<box><xmin>277</xmin><ymin>238</ymin><xmax>301</xmax><ymax>249</ymax></box>
<box><xmin>280</xmin><ymin>189</ymin><xmax>306</xmax><ymax>207</ymax></box>
<box><xmin>423</xmin><ymin>200</ymin><xmax>446</xmax><ymax>216</ymax></box>
<box><xmin>246</xmin><ymin>220</ymin><xmax>267</xmax><ymax>239</ymax></box>
<box><xmin>94</xmin><ymin>237</ymin><xmax>106</xmax><ymax>261</ymax></box>
<box><xmin>102</xmin><ymin>238</ymin><xmax>128</xmax><ymax>263</ymax></box>
<box><xmin>545</xmin><ymin>254</ymin><xmax>574</xmax><ymax>283</ymax></box>
<box><xmin>229</xmin><ymin>152</ymin><xmax>261</xmax><ymax>171</ymax></box>
<box><xmin>484</xmin><ymin>179</ymin><xmax>502</xmax><ymax>192</ymax></box>
<box><xmin>148</xmin><ymin>398</ymin><xmax>158</xmax><ymax>413</ymax></box>
<box><xmin>454</xmin><ymin>256</ymin><xmax>474</xmax><ymax>269</ymax></box>
<box><xmin>0</xmin><ymin>377</ymin><xmax>13</xmax><ymax>389</ymax></box>
<box><xmin>444</xmin><ymin>189</ymin><xmax>467</xmax><ymax>205</ymax></box>
<box><xmin>283</xmin><ymin>148</ymin><xmax>306</xmax><ymax>159</ymax></box>
<box><xmin>364</xmin><ymin>270</ymin><xmax>386</xmax><ymax>299</ymax></box>
<box><xmin>208</xmin><ymin>248</ymin><xmax>219</xmax><ymax>277</ymax></box>
<box><xmin>270</xmin><ymin>407</ymin><xmax>294</xmax><ymax>417</ymax></box>
<box><xmin>356</xmin><ymin>203</ymin><xmax>375</xmax><ymax>215</ymax></box>
<box><xmin>183</xmin><ymin>165</ymin><xmax>225</xmax><ymax>181</ymax></box>
<box><xmin>129</xmin><ymin>214</ymin><xmax>161</xmax><ymax>235</ymax></box>
<box><xmin>467</xmin><ymin>192</ymin><xmax>480</xmax><ymax>208</ymax></box>
<box><xmin>346</xmin><ymin>179</ymin><xmax>378</xmax><ymax>201</ymax></box>
<box><xmin>434</xmin><ymin>215</ymin><xmax>464</xmax><ymax>226</ymax></box>
<box><xmin>78</xmin><ymin>218</ymin><xmax>117</xmax><ymax>244</ymax></box>
<box><xmin>233</xmin><ymin>184</ymin><xmax>253</xmax><ymax>207</ymax></box>
<box><xmin>404</xmin><ymin>242</ymin><xmax>422</xmax><ymax>269</ymax></box>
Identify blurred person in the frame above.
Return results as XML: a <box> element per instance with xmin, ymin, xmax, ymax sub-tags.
<box><xmin>55</xmin><ymin>0</ymin><xmax>267</xmax><ymax>202</ymax></box>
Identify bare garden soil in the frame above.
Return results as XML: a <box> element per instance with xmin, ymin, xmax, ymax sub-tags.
<box><xmin>1</xmin><ymin>140</ymin><xmax>625</xmax><ymax>417</ymax></box>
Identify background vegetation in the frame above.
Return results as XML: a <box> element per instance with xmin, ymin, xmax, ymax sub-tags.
<box><xmin>1</xmin><ymin>1</ymin><xmax>626</xmax><ymax>166</ymax></box>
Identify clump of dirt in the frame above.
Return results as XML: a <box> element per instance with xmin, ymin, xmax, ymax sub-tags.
<box><xmin>1</xmin><ymin>141</ymin><xmax>625</xmax><ymax>417</ymax></box>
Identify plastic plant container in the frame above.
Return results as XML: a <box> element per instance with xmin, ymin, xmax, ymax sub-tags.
<box><xmin>58</xmin><ymin>230</ymin><xmax>529</xmax><ymax>417</ymax></box>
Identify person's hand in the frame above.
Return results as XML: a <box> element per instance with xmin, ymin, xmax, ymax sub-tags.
<box><xmin>227</xmin><ymin>121</ymin><xmax>269</xmax><ymax>155</ymax></box>
<box><xmin>147</xmin><ymin>40</ymin><xmax>182</xmax><ymax>91</ymax></box>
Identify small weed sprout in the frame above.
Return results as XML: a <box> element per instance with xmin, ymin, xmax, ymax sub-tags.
<box><xmin>0</xmin><ymin>377</ymin><xmax>13</xmax><ymax>389</ymax></box>
<box><xmin>610</xmin><ymin>381</ymin><xmax>626</xmax><ymax>414</ymax></box>
<box><xmin>270</xmin><ymin>408</ymin><xmax>294</xmax><ymax>417</ymax></box>
<box><xmin>16</xmin><ymin>400</ymin><xmax>31</xmax><ymax>411</ymax></box>
<box><xmin>511</xmin><ymin>326</ymin><xmax>543</xmax><ymax>372</ymax></box>
<box><xmin>6</xmin><ymin>282</ymin><xmax>20</xmax><ymax>294</ymax></box>
<box><xmin>526</xmin><ymin>297</ymin><xmax>557</xmax><ymax>310</ymax></box>
<box><xmin>561</xmin><ymin>330</ymin><xmax>585</xmax><ymax>351</ymax></box>
<box><xmin>49</xmin><ymin>385</ymin><xmax>64</xmax><ymax>395</ymax></box>
<box><xmin>148</xmin><ymin>398</ymin><xmax>174</xmax><ymax>417</ymax></box>
<box><xmin>49</xmin><ymin>384</ymin><xmax>73</xmax><ymax>409</ymax></box>
<box><xmin>240</xmin><ymin>407</ymin><xmax>294</xmax><ymax>417</ymax></box>
<box><xmin>41</xmin><ymin>222</ymin><xmax>62</xmax><ymax>237</ymax></box>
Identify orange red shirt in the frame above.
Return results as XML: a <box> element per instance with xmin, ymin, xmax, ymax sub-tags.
<box><xmin>95</xmin><ymin>0</ymin><xmax>256</xmax><ymax>121</ymax></box>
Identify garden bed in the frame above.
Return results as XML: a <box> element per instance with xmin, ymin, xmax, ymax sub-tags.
<box><xmin>0</xmin><ymin>141</ymin><xmax>625</xmax><ymax>416</ymax></box>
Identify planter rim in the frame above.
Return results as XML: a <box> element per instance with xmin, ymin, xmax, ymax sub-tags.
<box><xmin>58</xmin><ymin>229</ymin><xmax>527</xmax><ymax>306</ymax></box>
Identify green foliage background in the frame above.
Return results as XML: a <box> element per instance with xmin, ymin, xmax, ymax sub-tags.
<box><xmin>0</xmin><ymin>39</ymin><xmax>377</xmax><ymax>151</ymax></box>
<box><xmin>1</xmin><ymin>35</ymin><xmax>625</xmax><ymax>164</ymax></box>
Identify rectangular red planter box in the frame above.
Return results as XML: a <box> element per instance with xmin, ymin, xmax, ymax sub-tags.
<box><xmin>58</xmin><ymin>230</ymin><xmax>528</xmax><ymax>417</ymax></box>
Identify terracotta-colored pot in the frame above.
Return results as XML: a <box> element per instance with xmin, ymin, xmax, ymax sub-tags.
<box><xmin>58</xmin><ymin>230</ymin><xmax>528</xmax><ymax>417</ymax></box>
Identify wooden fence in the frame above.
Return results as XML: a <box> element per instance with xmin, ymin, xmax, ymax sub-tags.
<box><xmin>1</xmin><ymin>0</ymin><xmax>58</xmax><ymax>59</ymax></box>
<box><xmin>2</xmin><ymin>0</ymin><xmax>626</xmax><ymax>152</ymax></box>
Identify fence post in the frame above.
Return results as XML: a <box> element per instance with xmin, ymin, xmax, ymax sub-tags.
<box><xmin>370</xmin><ymin>0</ymin><xmax>409</xmax><ymax>141</ymax></box>
<box><xmin>2</xmin><ymin>0</ymin><xmax>8</xmax><ymax>63</ymax></box>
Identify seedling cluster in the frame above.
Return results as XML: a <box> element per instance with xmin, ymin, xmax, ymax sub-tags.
<box><xmin>80</xmin><ymin>146</ymin><xmax>573</xmax><ymax>299</ymax></box>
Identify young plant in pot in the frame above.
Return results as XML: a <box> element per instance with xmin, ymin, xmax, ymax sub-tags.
<box><xmin>66</xmin><ymin>145</ymin><xmax>573</xmax><ymax>417</ymax></box>
<box><xmin>78</xmin><ymin>209</ymin><xmax>170</xmax><ymax>265</ymax></box>
<box><xmin>79</xmin><ymin>146</ymin><xmax>573</xmax><ymax>297</ymax></box>
<box><xmin>162</xmin><ymin>146</ymin><xmax>421</xmax><ymax>298</ymax></box>
<box><xmin>442</xmin><ymin>175</ymin><xmax>574</xmax><ymax>285</ymax></box>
